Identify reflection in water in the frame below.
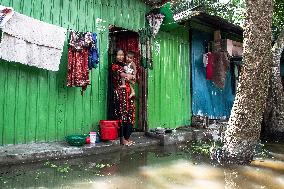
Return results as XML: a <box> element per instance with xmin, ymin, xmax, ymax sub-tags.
<box><xmin>0</xmin><ymin>143</ymin><xmax>283</xmax><ymax>189</ymax></box>
<box><xmin>82</xmin><ymin>161</ymin><xmax>284</xmax><ymax>189</ymax></box>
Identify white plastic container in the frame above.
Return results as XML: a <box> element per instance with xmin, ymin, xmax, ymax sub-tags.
<box><xmin>90</xmin><ymin>132</ymin><xmax>97</xmax><ymax>144</ymax></box>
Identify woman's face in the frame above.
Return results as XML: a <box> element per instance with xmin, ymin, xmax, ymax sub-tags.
<box><xmin>116</xmin><ymin>50</ymin><xmax>124</xmax><ymax>62</ymax></box>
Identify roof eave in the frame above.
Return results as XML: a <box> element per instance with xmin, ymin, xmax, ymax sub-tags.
<box><xmin>176</xmin><ymin>11</ymin><xmax>243</xmax><ymax>36</ymax></box>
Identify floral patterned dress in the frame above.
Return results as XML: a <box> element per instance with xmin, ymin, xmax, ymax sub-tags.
<box><xmin>112</xmin><ymin>62</ymin><xmax>136</xmax><ymax>125</ymax></box>
<box><xmin>67</xmin><ymin>31</ymin><xmax>92</xmax><ymax>93</ymax></box>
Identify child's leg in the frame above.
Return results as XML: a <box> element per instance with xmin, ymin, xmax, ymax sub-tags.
<box><xmin>129</xmin><ymin>84</ymin><xmax>135</xmax><ymax>98</ymax></box>
<box><xmin>120</xmin><ymin>78</ymin><xmax>126</xmax><ymax>88</ymax></box>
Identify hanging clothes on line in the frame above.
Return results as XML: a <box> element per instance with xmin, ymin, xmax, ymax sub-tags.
<box><xmin>0</xmin><ymin>12</ymin><xmax>66</xmax><ymax>71</ymax></box>
<box><xmin>0</xmin><ymin>5</ymin><xmax>14</xmax><ymax>28</ymax></box>
<box><xmin>88</xmin><ymin>32</ymin><xmax>99</xmax><ymax>69</ymax></box>
<box><xmin>67</xmin><ymin>31</ymin><xmax>99</xmax><ymax>94</ymax></box>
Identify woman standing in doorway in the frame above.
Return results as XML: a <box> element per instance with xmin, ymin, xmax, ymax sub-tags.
<box><xmin>111</xmin><ymin>49</ymin><xmax>136</xmax><ymax>146</ymax></box>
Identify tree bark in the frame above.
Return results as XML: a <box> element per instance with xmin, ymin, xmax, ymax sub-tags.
<box><xmin>262</xmin><ymin>29</ymin><xmax>284</xmax><ymax>141</ymax></box>
<box><xmin>219</xmin><ymin>0</ymin><xmax>273</xmax><ymax>164</ymax></box>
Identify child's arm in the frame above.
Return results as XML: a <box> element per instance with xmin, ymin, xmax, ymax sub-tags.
<box><xmin>132</xmin><ymin>62</ymin><xmax>137</xmax><ymax>76</ymax></box>
<box><xmin>128</xmin><ymin>62</ymin><xmax>137</xmax><ymax>84</ymax></box>
<box><xmin>120</xmin><ymin>69</ymin><xmax>127</xmax><ymax>78</ymax></box>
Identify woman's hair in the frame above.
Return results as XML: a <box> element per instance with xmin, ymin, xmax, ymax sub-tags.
<box><xmin>115</xmin><ymin>48</ymin><xmax>124</xmax><ymax>55</ymax></box>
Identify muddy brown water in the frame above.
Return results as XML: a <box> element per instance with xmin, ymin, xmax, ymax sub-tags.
<box><xmin>0</xmin><ymin>142</ymin><xmax>283</xmax><ymax>189</ymax></box>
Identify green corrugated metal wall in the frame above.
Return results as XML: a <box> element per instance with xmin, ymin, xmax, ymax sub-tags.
<box><xmin>0</xmin><ymin>0</ymin><xmax>192</xmax><ymax>145</ymax></box>
<box><xmin>0</xmin><ymin>0</ymin><xmax>147</xmax><ymax>145</ymax></box>
<box><xmin>148</xmin><ymin>30</ymin><xmax>191</xmax><ymax>129</ymax></box>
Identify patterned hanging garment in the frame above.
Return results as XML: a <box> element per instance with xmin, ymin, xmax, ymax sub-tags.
<box><xmin>67</xmin><ymin>31</ymin><xmax>91</xmax><ymax>95</ymax></box>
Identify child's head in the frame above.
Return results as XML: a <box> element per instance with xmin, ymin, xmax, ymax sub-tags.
<box><xmin>126</xmin><ymin>51</ymin><xmax>135</xmax><ymax>63</ymax></box>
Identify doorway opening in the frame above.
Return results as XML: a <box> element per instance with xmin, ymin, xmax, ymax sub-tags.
<box><xmin>107</xmin><ymin>26</ymin><xmax>148</xmax><ymax>132</ymax></box>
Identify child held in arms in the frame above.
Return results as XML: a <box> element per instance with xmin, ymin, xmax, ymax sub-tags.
<box><xmin>120</xmin><ymin>51</ymin><xmax>137</xmax><ymax>99</ymax></box>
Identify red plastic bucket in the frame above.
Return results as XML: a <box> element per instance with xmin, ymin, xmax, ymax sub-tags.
<box><xmin>100</xmin><ymin>120</ymin><xmax>120</xmax><ymax>141</ymax></box>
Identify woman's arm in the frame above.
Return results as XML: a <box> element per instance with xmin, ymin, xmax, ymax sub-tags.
<box><xmin>120</xmin><ymin>72</ymin><xmax>127</xmax><ymax>78</ymax></box>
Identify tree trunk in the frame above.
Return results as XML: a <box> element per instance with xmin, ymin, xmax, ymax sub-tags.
<box><xmin>262</xmin><ymin>29</ymin><xmax>284</xmax><ymax>141</ymax></box>
<box><xmin>218</xmin><ymin>0</ymin><xmax>273</xmax><ymax>164</ymax></box>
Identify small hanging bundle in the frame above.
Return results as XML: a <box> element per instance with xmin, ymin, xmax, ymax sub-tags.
<box><xmin>146</xmin><ymin>13</ymin><xmax>165</xmax><ymax>38</ymax></box>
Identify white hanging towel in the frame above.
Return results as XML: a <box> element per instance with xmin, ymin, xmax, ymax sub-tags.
<box><xmin>0</xmin><ymin>12</ymin><xmax>67</xmax><ymax>71</ymax></box>
<box><xmin>0</xmin><ymin>5</ymin><xmax>14</xmax><ymax>28</ymax></box>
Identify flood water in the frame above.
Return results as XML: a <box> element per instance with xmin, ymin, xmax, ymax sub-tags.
<box><xmin>0</xmin><ymin>142</ymin><xmax>283</xmax><ymax>189</ymax></box>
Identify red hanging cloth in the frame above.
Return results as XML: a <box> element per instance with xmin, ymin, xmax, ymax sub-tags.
<box><xmin>206</xmin><ymin>52</ymin><xmax>214</xmax><ymax>80</ymax></box>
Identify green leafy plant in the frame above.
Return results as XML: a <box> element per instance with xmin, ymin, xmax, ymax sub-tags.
<box><xmin>185</xmin><ymin>140</ymin><xmax>223</xmax><ymax>157</ymax></box>
<box><xmin>95</xmin><ymin>163</ymin><xmax>111</xmax><ymax>169</ymax></box>
<box><xmin>44</xmin><ymin>161</ymin><xmax>72</xmax><ymax>173</ymax></box>
<box><xmin>253</xmin><ymin>143</ymin><xmax>271</xmax><ymax>158</ymax></box>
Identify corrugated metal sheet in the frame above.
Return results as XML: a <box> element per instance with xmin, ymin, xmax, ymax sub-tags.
<box><xmin>0</xmin><ymin>0</ymin><xmax>147</xmax><ymax>145</ymax></box>
<box><xmin>191</xmin><ymin>28</ymin><xmax>235</xmax><ymax>119</ymax></box>
<box><xmin>148</xmin><ymin>30</ymin><xmax>191</xmax><ymax>129</ymax></box>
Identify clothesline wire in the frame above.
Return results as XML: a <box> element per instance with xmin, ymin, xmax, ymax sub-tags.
<box><xmin>67</xmin><ymin>28</ymin><xmax>96</xmax><ymax>33</ymax></box>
